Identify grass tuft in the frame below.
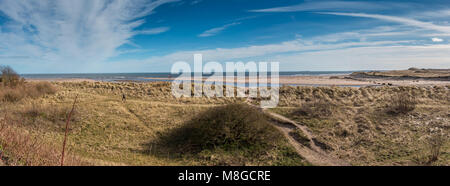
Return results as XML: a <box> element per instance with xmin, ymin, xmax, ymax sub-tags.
<box><xmin>386</xmin><ymin>92</ymin><xmax>417</xmax><ymax>115</ymax></box>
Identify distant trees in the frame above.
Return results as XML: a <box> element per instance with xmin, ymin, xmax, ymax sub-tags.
<box><xmin>0</xmin><ymin>65</ymin><xmax>24</xmax><ymax>87</ymax></box>
<box><xmin>408</xmin><ymin>67</ymin><xmax>420</xmax><ymax>71</ymax></box>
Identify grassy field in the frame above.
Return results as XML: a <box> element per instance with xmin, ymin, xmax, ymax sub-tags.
<box><xmin>1</xmin><ymin>80</ymin><xmax>449</xmax><ymax>166</ymax></box>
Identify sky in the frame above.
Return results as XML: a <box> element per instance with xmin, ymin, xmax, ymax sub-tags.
<box><xmin>0</xmin><ymin>0</ymin><xmax>449</xmax><ymax>73</ymax></box>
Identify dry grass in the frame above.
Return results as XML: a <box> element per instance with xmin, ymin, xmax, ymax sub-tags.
<box><xmin>0</xmin><ymin>82</ymin><xmax>57</xmax><ymax>102</ymax></box>
<box><xmin>20</xmin><ymin>102</ymin><xmax>78</xmax><ymax>126</ymax></box>
<box><xmin>0</xmin><ymin>114</ymin><xmax>84</xmax><ymax>166</ymax></box>
<box><xmin>270</xmin><ymin>85</ymin><xmax>449</xmax><ymax>165</ymax></box>
<box><xmin>428</xmin><ymin>134</ymin><xmax>445</xmax><ymax>164</ymax></box>
<box><xmin>295</xmin><ymin>99</ymin><xmax>336</xmax><ymax>118</ymax></box>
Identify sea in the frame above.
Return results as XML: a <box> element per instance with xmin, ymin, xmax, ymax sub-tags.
<box><xmin>22</xmin><ymin>71</ymin><xmax>355</xmax><ymax>81</ymax></box>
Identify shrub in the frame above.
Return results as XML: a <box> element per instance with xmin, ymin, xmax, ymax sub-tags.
<box><xmin>386</xmin><ymin>92</ymin><xmax>417</xmax><ymax>114</ymax></box>
<box><xmin>160</xmin><ymin>103</ymin><xmax>282</xmax><ymax>153</ymax></box>
<box><xmin>153</xmin><ymin>103</ymin><xmax>306</xmax><ymax>165</ymax></box>
<box><xmin>0</xmin><ymin>65</ymin><xmax>23</xmax><ymax>87</ymax></box>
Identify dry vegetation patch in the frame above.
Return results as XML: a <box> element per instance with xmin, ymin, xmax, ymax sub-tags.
<box><xmin>271</xmin><ymin>85</ymin><xmax>449</xmax><ymax>165</ymax></box>
<box><xmin>0</xmin><ymin>115</ymin><xmax>84</xmax><ymax>166</ymax></box>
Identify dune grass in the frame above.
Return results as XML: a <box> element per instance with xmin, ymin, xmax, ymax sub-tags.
<box><xmin>270</xmin><ymin>85</ymin><xmax>449</xmax><ymax>165</ymax></box>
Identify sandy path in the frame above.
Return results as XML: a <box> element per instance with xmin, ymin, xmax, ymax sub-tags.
<box><xmin>245</xmin><ymin>98</ymin><xmax>349</xmax><ymax>166</ymax></box>
<box><xmin>267</xmin><ymin>112</ymin><xmax>349</xmax><ymax>166</ymax></box>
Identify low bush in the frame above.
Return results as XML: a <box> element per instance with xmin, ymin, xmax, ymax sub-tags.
<box><xmin>0</xmin><ymin>65</ymin><xmax>24</xmax><ymax>87</ymax></box>
<box><xmin>154</xmin><ymin>103</ymin><xmax>305</xmax><ymax>165</ymax></box>
<box><xmin>161</xmin><ymin>103</ymin><xmax>281</xmax><ymax>152</ymax></box>
<box><xmin>386</xmin><ymin>92</ymin><xmax>417</xmax><ymax>115</ymax></box>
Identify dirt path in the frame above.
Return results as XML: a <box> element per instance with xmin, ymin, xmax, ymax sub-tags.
<box><xmin>268</xmin><ymin>112</ymin><xmax>349</xmax><ymax>166</ymax></box>
<box><xmin>246</xmin><ymin>99</ymin><xmax>349</xmax><ymax>166</ymax></box>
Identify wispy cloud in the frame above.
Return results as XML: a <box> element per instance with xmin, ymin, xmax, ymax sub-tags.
<box><xmin>0</xmin><ymin>0</ymin><xmax>177</xmax><ymax>67</ymax></box>
<box><xmin>125</xmin><ymin>30</ymin><xmax>418</xmax><ymax>68</ymax></box>
<box><xmin>249</xmin><ymin>1</ymin><xmax>413</xmax><ymax>12</ymax></box>
<box><xmin>198</xmin><ymin>22</ymin><xmax>240</xmax><ymax>37</ymax></box>
<box><xmin>190</xmin><ymin>0</ymin><xmax>203</xmax><ymax>5</ymax></box>
<box><xmin>320</xmin><ymin>12</ymin><xmax>450</xmax><ymax>33</ymax></box>
<box><xmin>432</xmin><ymin>37</ymin><xmax>444</xmax><ymax>42</ymax></box>
<box><xmin>136</xmin><ymin>27</ymin><xmax>170</xmax><ymax>35</ymax></box>
<box><xmin>101</xmin><ymin>42</ymin><xmax>450</xmax><ymax>72</ymax></box>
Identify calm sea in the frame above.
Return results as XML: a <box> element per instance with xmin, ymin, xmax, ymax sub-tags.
<box><xmin>21</xmin><ymin>71</ymin><xmax>356</xmax><ymax>82</ymax></box>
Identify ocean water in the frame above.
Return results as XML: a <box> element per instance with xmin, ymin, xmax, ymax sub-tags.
<box><xmin>21</xmin><ymin>71</ymin><xmax>356</xmax><ymax>82</ymax></box>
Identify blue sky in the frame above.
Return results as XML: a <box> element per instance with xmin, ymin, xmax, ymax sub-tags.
<box><xmin>0</xmin><ymin>0</ymin><xmax>449</xmax><ymax>73</ymax></box>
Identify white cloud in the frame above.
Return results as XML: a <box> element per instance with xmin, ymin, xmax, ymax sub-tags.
<box><xmin>271</xmin><ymin>45</ymin><xmax>450</xmax><ymax>71</ymax></box>
<box><xmin>431</xmin><ymin>37</ymin><xmax>444</xmax><ymax>42</ymax></box>
<box><xmin>249</xmin><ymin>1</ymin><xmax>414</xmax><ymax>12</ymax></box>
<box><xmin>136</xmin><ymin>27</ymin><xmax>170</xmax><ymax>35</ymax></box>
<box><xmin>94</xmin><ymin>42</ymin><xmax>450</xmax><ymax>73</ymax></box>
<box><xmin>0</xmin><ymin>0</ymin><xmax>177</xmax><ymax>66</ymax></box>
<box><xmin>95</xmin><ymin>23</ymin><xmax>448</xmax><ymax>72</ymax></box>
<box><xmin>98</xmin><ymin>34</ymin><xmax>417</xmax><ymax>72</ymax></box>
<box><xmin>414</xmin><ymin>9</ymin><xmax>450</xmax><ymax>19</ymax></box>
<box><xmin>320</xmin><ymin>12</ymin><xmax>450</xmax><ymax>33</ymax></box>
<box><xmin>198</xmin><ymin>22</ymin><xmax>240</xmax><ymax>37</ymax></box>
<box><xmin>190</xmin><ymin>0</ymin><xmax>203</xmax><ymax>5</ymax></box>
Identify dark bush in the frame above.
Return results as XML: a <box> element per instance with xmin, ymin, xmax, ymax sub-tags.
<box><xmin>0</xmin><ymin>65</ymin><xmax>23</xmax><ymax>87</ymax></box>
<box><xmin>159</xmin><ymin>103</ymin><xmax>283</xmax><ymax>153</ymax></box>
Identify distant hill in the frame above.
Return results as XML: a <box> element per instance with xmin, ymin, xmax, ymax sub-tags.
<box><xmin>350</xmin><ymin>68</ymin><xmax>450</xmax><ymax>81</ymax></box>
